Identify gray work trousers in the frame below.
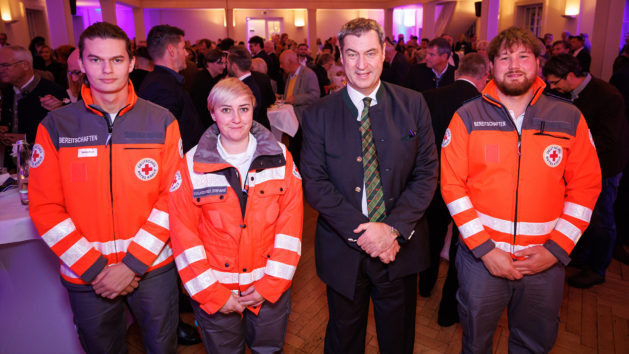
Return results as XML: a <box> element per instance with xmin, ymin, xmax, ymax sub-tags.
<box><xmin>64</xmin><ymin>265</ymin><xmax>179</xmax><ymax>354</ymax></box>
<box><xmin>456</xmin><ymin>243</ymin><xmax>565</xmax><ymax>354</ymax></box>
<box><xmin>191</xmin><ymin>288</ymin><xmax>292</xmax><ymax>354</ymax></box>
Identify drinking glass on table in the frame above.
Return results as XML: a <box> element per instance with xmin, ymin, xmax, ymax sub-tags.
<box><xmin>16</xmin><ymin>140</ymin><xmax>30</xmax><ymax>205</ymax></box>
<box><xmin>275</xmin><ymin>94</ymin><xmax>285</xmax><ymax>106</ymax></box>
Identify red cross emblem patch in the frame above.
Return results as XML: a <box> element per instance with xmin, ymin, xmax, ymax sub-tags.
<box><xmin>135</xmin><ymin>158</ymin><xmax>159</xmax><ymax>181</ymax></box>
<box><xmin>441</xmin><ymin>128</ymin><xmax>451</xmax><ymax>148</ymax></box>
<box><xmin>30</xmin><ymin>144</ymin><xmax>44</xmax><ymax>168</ymax></box>
<box><xmin>543</xmin><ymin>144</ymin><xmax>563</xmax><ymax>167</ymax></box>
<box><xmin>170</xmin><ymin>170</ymin><xmax>182</xmax><ymax>192</ymax></box>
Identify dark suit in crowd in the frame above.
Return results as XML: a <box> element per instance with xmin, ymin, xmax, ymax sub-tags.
<box><xmin>420</xmin><ymin>79</ymin><xmax>481</xmax><ymax>323</ymax></box>
<box><xmin>190</xmin><ymin>69</ymin><xmax>225</xmax><ymax>130</ymax></box>
<box><xmin>301</xmin><ymin>82</ymin><xmax>438</xmax><ymax>353</ymax></box>
<box><xmin>1</xmin><ymin>74</ymin><xmax>67</xmax><ymax>144</ymax></box>
<box><xmin>408</xmin><ymin>63</ymin><xmax>455</xmax><ymax>93</ymax></box>
<box><xmin>575</xmin><ymin>48</ymin><xmax>592</xmax><ymax>73</ymax></box>
<box><xmin>241</xmin><ymin>73</ymin><xmax>270</xmax><ymax>130</ymax></box>
<box><xmin>571</xmin><ymin>76</ymin><xmax>629</xmax><ymax>280</ymax></box>
<box><xmin>389</xmin><ymin>51</ymin><xmax>411</xmax><ymax>87</ymax></box>
<box><xmin>138</xmin><ymin>64</ymin><xmax>204</xmax><ymax>153</ymax></box>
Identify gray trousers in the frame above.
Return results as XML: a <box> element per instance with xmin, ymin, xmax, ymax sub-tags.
<box><xmin>456</xmin><ymin>243</ymin><xmax>565</xmax><ymax>354</ymax></box>
<box><xmin>64</xmin><ymin>265</ymin><xmax>179</xmax><ymax>354</ymax></box>
<box><xmin>191</xmin><ymin>288</ymin><xmax>292</xmax><ymax>354</ymax></box>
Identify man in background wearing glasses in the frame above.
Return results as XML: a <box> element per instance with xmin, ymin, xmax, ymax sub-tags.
<box><xmin>0</xmin><ymin>45</ymin><xmax>67</xmax><ymax>169</ymax></box>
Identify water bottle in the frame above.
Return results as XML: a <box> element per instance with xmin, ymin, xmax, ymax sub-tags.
<box><xmin>16</xmin><ymin>140</ymin><xmax>30</xmax><ymax>205</ymax></box>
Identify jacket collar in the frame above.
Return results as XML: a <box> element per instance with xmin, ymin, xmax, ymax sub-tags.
<box><xmin>81</xmin><ymin>80</ymin><xmax>138</xmax><ymax>117</ymax></box>
<box><xmin>342</xmin><ymin>82</ymin><xmax>385</xmax><ymax>117</ymax></box>
<box><xmin>193</xmin><ymin>121</ymin><xmax>285</xmax><ymax>173</ymax></box>
<box><xmin>482</xmin><ymin>76</ymin><xmax>546</xmax><ymax>108</ymax></box>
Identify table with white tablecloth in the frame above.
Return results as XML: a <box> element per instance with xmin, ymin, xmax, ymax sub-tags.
<box><xmin>0</xmin><ymin>188</ymin><xmax>83</xmax><ymax>354</ymax></box>
<box><xmin>267</xmin><ymin>103</ymin><xmax>299</xmax><ymax>141</ymax></box>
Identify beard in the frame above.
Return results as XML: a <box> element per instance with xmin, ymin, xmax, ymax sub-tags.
<box><xmin>495</xmin><ymin>71</ymin><xmax>536</xmax><ymax>96</ymax></box>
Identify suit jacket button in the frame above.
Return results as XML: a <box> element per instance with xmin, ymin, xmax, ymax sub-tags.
<box><xmin>355</xmin><ymin>186</ymin><xmax>361</xmax><ymax>192</ymax></box>
<box><xmin>356</xmin><ymin>156</ymin><xmax>362</xmax><ymax>162</ymax></box>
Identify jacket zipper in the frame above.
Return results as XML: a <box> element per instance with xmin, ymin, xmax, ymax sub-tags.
<box><xmin>483</xmin><ymin>94</ymin><xmax>529</xmax><ymax>256</ymax></box>
<box><xmin>104</xmin><ymin>113</ymin><xmax>118</xmax><ymax>259</ymax></box>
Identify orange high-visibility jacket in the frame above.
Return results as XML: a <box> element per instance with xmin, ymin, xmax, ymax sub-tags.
<box><xmin>169</xmin><ymin>123</ymin><xmax>303</xmax><ymax>315</ymax></box>
<box><xmin>441</xmin><ymin>78</ymin><xmax>601</xmax><ymax>264</ymax></box>
<box><xmin>29</xmin><ymin>84</ymin><xmax>182</xmax><ymax>284</ymax></box>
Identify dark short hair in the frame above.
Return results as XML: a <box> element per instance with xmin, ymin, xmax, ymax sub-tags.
<box><xmin>542</xmin><ymin>54</ymin><xmax>585</xmax><ymax>78</ymax></box>
<box><xmin>228</xmin><ymin>45</ymin><xmax>251</xmax><ymax>71</ymax></box>
<box><xmin>457</xmin><ymin>53</ymin><xmax>490</xmax><ymax>79</ymax></box>
<box><xmin>217</xmin><ymin>38</ymin><xmax>235</xmax><ymax>51</ymax></box>
<box><xmin>146</xmin><ymin>24</ymin><xmax>185</xmax><ymax>60</ymax></box>
<box><xmin>487</xmin><ymin>26</ymin><xmax>542</xmax><ymax>62</ymax></box>
<box><xmin>198</xmin><ymin>38</ymin><xmax>211</xmax><ymax>48</ymax></box>
<box><xmin>551</xmin><ymin>40</ymin><xmax>569</xmax><ymax>49</ymax></box>
<box><xmin>297</xmin><ymin>43</ymin><xmax>308</xmax><ymax>49</ymax></box>
<box><xmin>569</xmin><ymin>35</ymin><xmax>584</xmax><ymax>42</ymax></box>
<box><xmin>134</xmin><ymin>46</ymin><xmax>151</xmax><ymax>60</ymax></box>
<box><xmin>248</xmin><ymin>36</ymin><xmax>264</xmax><ymax>48</ymax></box>
<box><xmin>79</xmin><ymin>22</ymin><xmax>132</xmax><ymax>59</ymax></box>
<box><xmin>316</xmin><ymin>52</ymin><xmax>334</xmax><ymax>66</ymax></box>
<box><xmin>428</xmin><ymin>38</ymin><xmax>451</xmax><ymax>57</ymax></box>
<box><xmin>205</xmin><ymin>48</ymin><xmax>225</xmax><ymax>63</ymax></box>
<box><xmin>421</xmin><ymin>38</ymin><xmax>430</xmax><ymax>43</ymax></box>
<box><xmin>338</xmin><ymin>18</ymin><xmax>385</xmax><ymax>50</ymax></box>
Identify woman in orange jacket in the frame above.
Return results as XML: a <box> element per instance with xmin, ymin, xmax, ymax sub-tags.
<box><xmin>169</xmin><ymin>77</ymin><xmax>303</xmax><ymax>353</ymax></box>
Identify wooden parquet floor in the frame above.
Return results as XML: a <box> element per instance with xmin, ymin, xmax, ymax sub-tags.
<box><xmin>128</xmin><ymin>202</ymin><xmax>629</xmax><ymax>353</ymax></box>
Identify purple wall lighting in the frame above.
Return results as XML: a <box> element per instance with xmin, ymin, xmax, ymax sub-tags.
<box><xmin>116</xmin><ymin>3</ymin><xmax>135</xmax><ymax>41</ymax></box>
<box><xmin>74</xmin><ymin>3</ymin><xmax>135</xmax><ymax>42</ymax></box>
<box><xmin>392</xmin><ymin>5</ymin><xmax>423</xmax><ymax>41</ymax></box>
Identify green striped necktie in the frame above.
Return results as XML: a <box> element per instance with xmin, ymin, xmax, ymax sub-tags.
<box><xmin>360</xmin><ymin>97</ymin><xmax>386</xmax><ymax>222</ymax></box>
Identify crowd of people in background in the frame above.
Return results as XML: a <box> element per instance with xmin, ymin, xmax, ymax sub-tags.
<box><xmin>1</xmin><ymin>19</ymin><xmax>629</xmax><ymax>354</ymax></box>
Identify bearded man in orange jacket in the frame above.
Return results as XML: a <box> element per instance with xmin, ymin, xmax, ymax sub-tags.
<box><xmin>441</xmin><ymin>27</ymin><xmax>601</xmax><ymax>353</ymax></box>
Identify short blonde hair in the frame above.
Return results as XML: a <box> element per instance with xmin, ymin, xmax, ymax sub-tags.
<box><xmin>207</xmin><ymin>77</ymin><xmax>256</xmax><ymax>113</ymax></box>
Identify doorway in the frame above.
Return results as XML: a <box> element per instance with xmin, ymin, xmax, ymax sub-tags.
<box><xmin>246</xmin><ymin>17</ymin><xmax>283</xmax><ymax>41</ymax></box>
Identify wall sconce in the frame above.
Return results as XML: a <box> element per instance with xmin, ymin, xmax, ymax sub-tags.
<box><xmin>0</xmin><ymin>0</ymin><xmax>25</xmax><ymax>23</ymax></box>
<box><xmin>563</xmin><ymin>0</ymin><xmax>579</xmax><ymax>18</ymax></box>
<box><xmin>294</xmin><ymin>9</ymin><xmax>305</xmax><ymax>27</ymax></box>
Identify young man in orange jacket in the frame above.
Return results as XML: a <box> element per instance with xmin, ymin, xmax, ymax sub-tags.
<box><xmin>29</xmin><ymin>22</ymin><xmax>181</xmax><ymax>353</ymax></box>
<box><xmin>441</xmin><ymin>27</ymin><xmax>601</xmax><ymax>353</ymax></box>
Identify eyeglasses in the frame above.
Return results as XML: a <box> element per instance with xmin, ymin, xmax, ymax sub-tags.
<box><xmin>68</xmin><ymin>70</ymin><xmax>82</xmax><ymax>77</ymax></box>
<box><xmin>0</xmin><ymin>60</ymin><xmax>24</xmax><ymax>69</ymax></box>
<box><xmin>547</xmin><ymin>76</ymin><xmax>565</xmax><ymax>86</ymax></box>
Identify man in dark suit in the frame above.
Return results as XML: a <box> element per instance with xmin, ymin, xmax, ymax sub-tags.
<box><xmin>569</xmin><ymin>35</ymin><xmax>591</xmax><ymax>73</ymax></box>
<box><xmin>190</xmin><ymin>48</ymin><xmax>226</xmax><ymax>129</ymax></box>
<box><xmin>408</xmin><ymin>37</ymin><xmax>455</xmax><ymax>92</ymax></box>
<box><xmin>0</xmin><ymin>45</ymin><xmax>67</xmax><ymax>146</ymax></box>
<box><xmin>420</xmin><ymin>53</ymin><xmax>490</xmax><ymax>327</ymax></box>
<box><xmin>383</xmin><ymin>41</ymin><xmax>410</xmax><ymax>87</ymax></box>
<box><xmin>264</xmin><ymin>40</ymin><xmax>283</xmax><ymax>93</ymax></box>
<box><xmin>139</xmin><ymin>25</ymin><xmax>204</xmax><ymax>154</ymax></box>
<box><xmin>226</xmin><ymin>45</ymin><xmax>271</xmax><ymax>130</ymax></box>
<box><xmin>301</xmin><ymin>18</ymin><xmax>438</xmax><ymax>354</ymax></box>
<box><xmin>544</xmin><ymin>54</ymin><xmax>629</xmax><ymax>288</ymax></box>
<box><xmin>312</xmin><ymin>52</ymin><xmax>333</xmax><ymax>97</ymax></box>
<box><xmin>610</xmin><ymin>60</ymin><xmax>629</xmax><ymax>265</ymax></box>
<box><xmin>137</xmin><ymin>24</ymin><xmax>203</xmax><ymax>345</ymax></box>
<box><xmin>249</xmin><ymin>35</ymin><xmax>272</xmax><ymax>71</ymax></box>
